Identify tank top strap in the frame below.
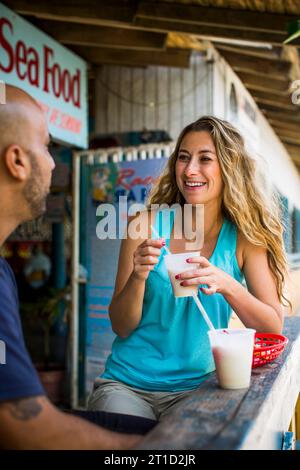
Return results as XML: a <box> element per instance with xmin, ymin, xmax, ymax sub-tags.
<box><xmin>215</xmin><ymin>218</ymin><xmax>238</xmax><ymax>255</ymax></box>
<box><xmin>211</xmin><ymin>217</ymin><xmax>243</xmax><ymax>281</ymax></box>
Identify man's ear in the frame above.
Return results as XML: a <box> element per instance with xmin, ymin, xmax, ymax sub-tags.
<box><xmin>4</xmin><ymin>145</ymin><xmax>30</xmax><ymax>181</ymax></box>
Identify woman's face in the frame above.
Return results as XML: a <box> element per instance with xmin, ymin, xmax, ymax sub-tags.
<box><xmin>175</xmin><ymin>131</ymin><xmax>224</xmax><ymax>206</ymax></box>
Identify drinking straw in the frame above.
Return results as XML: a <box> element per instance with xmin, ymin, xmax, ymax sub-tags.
<box><xmin>191</xmin><ymin>292</ymin><xmax>215</xmax><ymax>331</ymax></box>
<box><xmin>150</xmin><ymin>224</ymin><xmax>215</xmax><ymax>331</ymax></box>
<box><xmin>150</xmin><ymin>224</ymin><xmax>172</xmax><ymax>256</ymax></box>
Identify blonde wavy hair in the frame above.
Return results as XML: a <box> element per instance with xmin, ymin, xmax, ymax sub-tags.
<box><xmin>147</xmin><ymin>115</ymin><xmax>290</xmax><ymax>307</ymax></box>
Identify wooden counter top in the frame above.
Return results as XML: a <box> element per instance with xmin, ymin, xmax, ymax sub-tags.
<box><xmin>138</xmin><ymin>317</ymin><xmax>300</xmax><ymax>450</ymax></box>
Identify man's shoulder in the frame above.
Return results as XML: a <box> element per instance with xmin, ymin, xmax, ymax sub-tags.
<box><xmin>0</xmin><ymin>257</ymin><xmax>17</xmax><ymax>289</ymax></box>
<box><xmin>0</xmin><ymin>256</ymin><xmax>15</xmax><ymax>275</ymax></box>
<box><xmin>0</xmin><ymin>257</ymin><xmax>18</xmax><ymax>317</ymax></box>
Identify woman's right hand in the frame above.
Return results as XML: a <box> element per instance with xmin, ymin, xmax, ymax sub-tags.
<box><xmin>132</xmin><ymin>238</ymin><xmax>166</xmax><ymax>281</ymax></box>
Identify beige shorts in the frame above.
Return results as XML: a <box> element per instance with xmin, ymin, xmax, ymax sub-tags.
<box><xmin>87</xmin><ymin>377</ymin><xmax>193</xmax><ymax>421</ymax></box>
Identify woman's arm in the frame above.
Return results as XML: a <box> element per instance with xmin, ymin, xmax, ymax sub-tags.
<box><xmin>223</xmin><ymin>241</ymin><xmax>284</xmax><ymax>333</ymax></box>
<box><xmin>109</xmin><ymin>211</ymin><xmax>164</xmax><ymax>338</ymax></box>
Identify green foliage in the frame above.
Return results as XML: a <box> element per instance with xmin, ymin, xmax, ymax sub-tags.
<box><xmin>20</xmin><ymin>286</ymin><xmax>71</xmax><ymax>366</ymax></box>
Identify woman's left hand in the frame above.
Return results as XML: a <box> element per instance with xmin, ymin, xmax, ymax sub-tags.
<box><xmin>176</xmin><ymin>256</ymin><xmax>232</xmax><ymax>295</ymax></box>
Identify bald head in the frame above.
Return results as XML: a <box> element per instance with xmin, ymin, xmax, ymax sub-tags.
<box><xmin>0</xmin><ymin>85</ymin><xmax>44</xmax><ymax>154</ymax></box>
<box><xmin>0</xmin><ymin>84</ymin><xmax>55</xmax><ymax>224</ymax></box>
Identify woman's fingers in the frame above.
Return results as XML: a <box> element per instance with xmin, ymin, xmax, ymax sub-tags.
<box><xmin>200</xmin><ymin>286</ymin><xmax>217</xmax><ymax>295</ymax></box>
<box><xmin>186</xmin><ymin>256</ymin><xmax>210</xmax><ymax>267</ymax></box>
<box><xmin>135</xmin><ymin>264</ymin><xmax>155</xmax><ymax>273</ymax></box>
<box><xmin>135</xmin><ymin>255</ymin><xmax>160</xmax><ymax>265</ymax></box>
<box><xmin>133</xmin><ymin>239</ymin><xmax>165</xmax><ymax>275</ymax></box>
<box><xmin>139</xmin><ymin>246</ymin><xmax>162</xmax><ymax>257</ymax></box>
<box><xmin>141</xmin><ymin>238</ymin><xmax>165</xmax><ymax>249</ymax></box>
<box><xmin>180</xmin><ymin>275</ymin><xmax>210</xmax><ymax>286</ymax></box>
<box><xmin>176</xmin><ymin>268</ymin><xmax>211</xmax><ymax>280</ymax></box>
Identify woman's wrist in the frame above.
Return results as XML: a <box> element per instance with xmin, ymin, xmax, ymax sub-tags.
<box><xmin>130</xmin><ymin>270</ymin><xmax>147</xmax><ymax>283</ymax></box>
<box><xmin>221</xmin><ymin>273</ymin><xmax>240</xmax><ymax>297</ymax></box>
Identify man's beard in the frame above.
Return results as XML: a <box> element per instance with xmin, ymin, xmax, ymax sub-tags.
<box><xmin>23</xmin><ymin>152</ymin><xmax>49</xmax><ymax>219</ymax></box>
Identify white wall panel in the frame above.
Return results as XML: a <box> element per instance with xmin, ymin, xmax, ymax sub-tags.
<box><xmin>95</xmin><ymin>53</ymin><xmax>210</xmax><ymax>141</ymax></box>
<box><xmin>131</xmin><ymin>68</ymin><xmax>144</xmax><ymax>132</ymax></box>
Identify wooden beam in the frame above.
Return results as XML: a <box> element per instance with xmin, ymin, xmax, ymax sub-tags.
<box><xmin>289</xmin><ymin>154</ymin><xmax>300</xmax><ymax>165</ymax></box>
<box><xmin>284</xmin><ymin>143</ymin><xmax>300</xmax><ymax>154</ymax></box>
<box><xmin>7</xmin><ymin>0</ymin><xmax>300</xmax><ymax>47</ymax></box>
<box><xmin>283</xmin><ymin>143</ymin><xmax>300</xmax><ymax>159</ymax></box>
<box><xmin>6</xmin><ymin>0</ymin><xmax>300</xmax><ymax>47</ymax></box>
<box><xmin>251</xmin><ymin>90</ymin><xmax>295</xmax><ymax>107</ymax></box>
<box><xmin>236</xmin><ymin>72</ymin><xmax>290</xmax><ymax>94</ymax></box>
<box><xmin>217</xmin><ymin>48</ymin><xmax>291</xmax><ymax>78</ymax></box>
<box><xmin>71</xmin><ymin>46</ymin><xmax>191</xmax><ymax>68</ymax></box>
<box><xmin>273</xmin><ymin>127</ymin><xmax>300</xmax><ymax>140</ymax></box>
<box><xmin>31</xmin><ymin>20</ymin><xmax>167</xmax><ymax>51</ymax></box>
<box><xmin>255</xmin><ymin>97</ymin><xmax>296</xmax><ymax>111</ymax></box>
<box><xmin>261</xmin><ymin>105</ymin><xmax>300</xmax><ymax>119</ymax></box>
<box><xmin>7</xmin><ymin>0</ymin><xmax>298</xmax><ymax>35</ymax></box>
<box><xmin>5</xmin><ymin>0</ymin><xmax>137</xmax><ymax>24</ymax></box>
<box><xmin>294</xmin><ymin>162</ymin><xmax>300</xmax><ymax>171</ymax></box>
<box><xmin>275</xmin><ymin>133</ymin><xmax>300</xmax><ymax>146</ymax></box>
<box><xmin>267</xmin><ymin>119</ymin><xmax>300</xmax><ymax>134</ymax></box>
<box><xmin>211</xmin><ymin>44</ymin><xmax>283</xmax><ymax>59</ymax></box>
<box><xmin>137</xmin><ymin>2</ymin><xmax>296</xmax><ymax>34</ymax></box>
<box><xmin>134</xmin><ymin>17</ymin><xmax>298</xmax><ymax>46</ymax></box>
<box><xmin>284</xmin><ymin>148</ymin><xmax>300</xmax><ymax>166</ymax></box>
<box><xmin>288</xmin><ymin>154</ymin><xmax>300</xmax><ymax>166</ymax></box>
<box><xmin>264</xmin><ymin>111</ymin><xmax>300</xmax><ymax>125</ymax></box>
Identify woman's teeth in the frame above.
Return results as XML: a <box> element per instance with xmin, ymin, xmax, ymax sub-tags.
<box><xmin>185</xmin><ymin>182</ymin><xmax>206</xmax><ymax>187</ymax></box>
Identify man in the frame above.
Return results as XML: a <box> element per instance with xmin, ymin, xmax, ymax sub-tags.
<box><xmin>0</xmin><ymin>85</ymin><xmax>142</xmax><ymax>450</ymax></box>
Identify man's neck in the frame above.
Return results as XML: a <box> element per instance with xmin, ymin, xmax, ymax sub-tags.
<box><xmin>0</xmin><ymin>215</ymin><xmax>20</xmax><ymax>249</ymax></box>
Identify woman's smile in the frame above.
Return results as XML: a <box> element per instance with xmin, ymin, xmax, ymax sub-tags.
<box><xmin>184</xmin><ymin>180</ymin><xmax>208</xmax><ymax>191</ymax></box>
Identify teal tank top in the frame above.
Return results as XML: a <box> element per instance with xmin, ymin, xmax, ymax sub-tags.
<box><xmin>102</xmin><ymin>209</ymin><xmax>244</xmax><ymax>392</ymax></box>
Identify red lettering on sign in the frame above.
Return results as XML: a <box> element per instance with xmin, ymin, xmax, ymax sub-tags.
<box><xmin>0</xmin><ymin>16</ymin><xmax>82</xmax><ymax>107</ymax></box>
<box><xmin>117</xmin><ymin>169</ymin><xmax>156</xmax><ymax>190</ymax></box>
<box><xmin>117</xmin><ymin>169</ymin><xmax>135</xmax><ymax>190</ymax></box>
<box><xmin>15</xmin><ymin>40</ymin><xmax>26</xmax><ymax>80</ymax></box>
<box><xmin>27</xmin><ymin>47</ymin><xmax>39</xmax><ymax>86</ymax></box>
<box><xmin>43</xmin><ymin>45</ymin><xmax>53</xmax><ymax>93</ymax></box>
<box><xmin>0</xmin><ymin>18</ymin><xmax>13</xmax><ymax>73</ymax></box>
<box><xmin>43</xmin><ymin>46</ymin><xmax>81</xmax><ymax>107</ymax></box>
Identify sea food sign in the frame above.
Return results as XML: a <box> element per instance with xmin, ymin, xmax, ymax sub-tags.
<box><xmin>0</xmin><ymin>2</ymin><xmax>88</xmax><ymax>148</ymax></box>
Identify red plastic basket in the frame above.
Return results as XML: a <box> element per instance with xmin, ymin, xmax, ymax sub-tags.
<box><xmin>252</xmin><ymin>333</ymin><xmax>288</xmax><ymax>368</ymax></box>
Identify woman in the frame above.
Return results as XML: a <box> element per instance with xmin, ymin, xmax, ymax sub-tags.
<box><xmin>88</xmin><ymin>116</ymin><xmax>288</xmax><ymax>421</ymax></box>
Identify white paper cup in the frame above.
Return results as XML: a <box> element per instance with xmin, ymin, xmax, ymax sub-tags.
<box><xmin>164</xmin><ymin>251</ymin><xmax>200</xmax><ymax>298</ymax></box>
<box><xmin>208</xmin><ymin>328</ymin><xmax>256</xmax><ymax>390</ymax></box>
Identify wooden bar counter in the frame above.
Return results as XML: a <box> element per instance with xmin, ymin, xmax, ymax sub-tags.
<box><xmin>138</xmin><ymin>317</ymin><xmax>300</xmax><ymax>450</ymax></box>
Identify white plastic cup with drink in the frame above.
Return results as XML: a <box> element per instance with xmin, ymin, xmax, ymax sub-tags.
<box><xmin>208</xmin><ymin>328</ymin><xmax>256</xmax><ymax>389</ymax></box>
<box><xmin>164</xmin><ymin>251</ymin><xmax>200</xmax><ymax>298</ymax></box>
